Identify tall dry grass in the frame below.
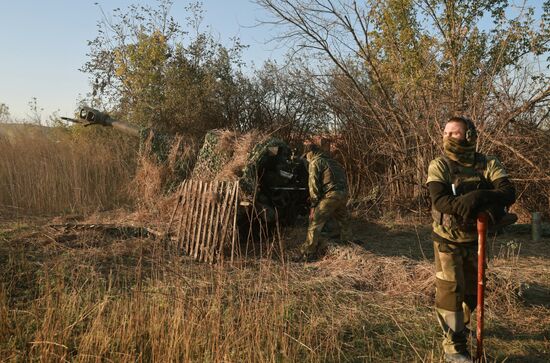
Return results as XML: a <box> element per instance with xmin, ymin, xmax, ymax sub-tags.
<box><xmin>0</xmin><ymin>232</ymin><xmax>441</xmax><ymax>362</ymax></box>
<box><xmin>0</xmin><ymin>124</ymin><xmax>135</xmax><ymax>216</ymax></box>
<box><xmin>2</xmin><ymin>226</ymin><xmax>545</xmax><ymax>363</ymax></box>
<box><xmin>0</xmin><ymin>124</ymin><xmax>547</xmax><ymax>362</ymax></box>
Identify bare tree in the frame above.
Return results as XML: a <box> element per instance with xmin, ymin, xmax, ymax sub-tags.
<box><xmin>257</xmin><ymin>0</ymin><xmax>550</xmax><ymax>216</ymax></box>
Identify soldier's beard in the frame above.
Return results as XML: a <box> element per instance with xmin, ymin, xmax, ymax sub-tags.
<box><xmin>443</xmin><ymin>137</ymin><xmax>476</xmax><ymax>167</ymax></box>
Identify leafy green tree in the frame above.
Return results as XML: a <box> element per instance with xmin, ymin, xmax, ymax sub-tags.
<box><xmin>81</xmin><ymin>0</ymin><xmax>245</xmax><ymax>137</ymax></box>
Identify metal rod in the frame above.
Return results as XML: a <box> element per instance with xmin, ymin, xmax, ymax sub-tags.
<box><xmin>476</xmin><ymin>212</ymin><xmax>488</xmax><ymax>362</ymax></box>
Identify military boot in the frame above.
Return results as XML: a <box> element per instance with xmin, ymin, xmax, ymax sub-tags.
<box><xmin>437</xmin><ymin>309</ymin><xmax>471</xmax><ymax>361</ymax></box>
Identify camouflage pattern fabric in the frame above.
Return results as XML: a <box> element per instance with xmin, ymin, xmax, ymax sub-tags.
<box><xmin>426</xmin><ymin>154</ymin><xmax>508</xmax><ymax>242</ymax></box>
<box><xmin>307</xmin><ymin>151</ymin><xmax>348</xmax><ymax>207</ymax></box>
<box><xmin>138</xmin><ymin>127</ymin><xmax>190</xmax><ymax>185</ymax></box>
<box><xmin>138</xmin><ymin>127</ymin><xmax>174</xmax><ymax>162</ymax></box>
<box><xmin>191</xmin><ymin>129</ymin><xmax>292</xmax><ymax>199</ymax></box>
<box><xmin>191</xmin><ymin>130</ymin><xmax>234</xmax><ymax>181</ymax></box>
<box><xmin>240</xmin><ymin>137</ymin><xmax>290</xmax><ymax>197</ymax></box>
<box><xmin>301</xmin><ymin>152</ymin><xmax>350</xmax><ymax>256</ymax></box>
<box><xmin>301</xmin><ymin>194</ymin><xmax>351</xmax><ymax>256</ymax></box>
<box><xmin>434</xmin><ymin>241</ymin><xmax>477</xmax><ymax>354</ymax></box>
<box><xmin>427</xmin><ymin>152</ymin><xmax>509</xmax><ymax>356</ymax></box>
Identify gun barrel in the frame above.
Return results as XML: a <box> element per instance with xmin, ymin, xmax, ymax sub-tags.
<box><xmin>69</xmin><ymin>107</ymin><xmax>141</xmax><ymax>137</ymax></box>
<box><xmin>111</xmin><ymin>120</ymin><xmax>140</xmax><ymax>137</ymax></box>
<box><xmin>61</xmin><ymin>117</ymin><xmax>81</xmax><ymax>124</ymax></box>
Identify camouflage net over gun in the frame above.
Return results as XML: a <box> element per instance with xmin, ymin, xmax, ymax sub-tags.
<box><xmin>137</xmin><ymin>128</ymin><xmax>194</xmax><ymax>188</ymax></box>
<box><xmin>166</xmin><ymin>129</ymin><xmax>307</xmax><ymax>263</ymax></box>
<box><xmin>191</xmin><ymin>129</ymin><xmax>291</xmax><ymax>199</ymax></box>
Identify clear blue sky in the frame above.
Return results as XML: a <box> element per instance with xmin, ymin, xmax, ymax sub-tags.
<box><xmin>0</xmin><ymin>1</ymin><xmax>545</xmax><ymax>121</ymax></box>
<box><xmin>0</xmin><ymin>0</ymin><xmax>283</xmax><ymax>121</ymax></box>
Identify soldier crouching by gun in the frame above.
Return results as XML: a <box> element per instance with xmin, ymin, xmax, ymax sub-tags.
<box><xmin>297</xmin><ymin>142</ymin><xmax>352</xmax><ymax>262</ymax></box>
<box><xmin>426</xmin><ymin>116</ymin><xmax>517</xmax><ymax>363</ymax></box>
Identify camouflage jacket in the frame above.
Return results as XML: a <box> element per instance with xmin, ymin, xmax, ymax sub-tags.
<box><xmin>426</xmin><ymin>153</ymin><xmax>512</xmax><ymax>243</ymax></box>
<box><xmin>308</xmin><ymin>152</ymin><xmax>348</xmax><ymax>207</ymax></box>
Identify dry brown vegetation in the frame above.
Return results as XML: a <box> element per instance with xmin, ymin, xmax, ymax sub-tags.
<box><xmin>254</xmin><ymin>0</ymin><xmax>550</xmax><ymax>222</ymax></box>
<box><xmin>0</xmin><ymin>126</ymin><xmax>548</xmax><ymax>362</ymax></box>
<box><xmin>0</xmin><ymin>125</ymin><xmax>134</xmax><ymax>217</ymax></box>
<box><xmin>0</xmin><ymin>216</ymin><xmax>548</xmax><ymax>362</ymax></box>
<box><xmin>2</xmin><ymin>0</ymin><xmax>549</xmax><ymax>359</ymax></box>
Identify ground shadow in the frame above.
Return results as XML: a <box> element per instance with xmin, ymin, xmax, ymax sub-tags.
<box><xmin>345</xmin><ymin>220</ymin><xmax>550</xmax><ymax>262</ymax></box>
<box><xmin>486</xmin><ymin>323</ymin><xmax>550</xmax><ymax>363</ymax></box>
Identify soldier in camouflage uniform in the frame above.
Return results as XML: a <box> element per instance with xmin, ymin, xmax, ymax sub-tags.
<box><xmin>300</xmin><ymin>143</ymin><xmax>351</xmax><ymax>260</ymax></box>
<box><xmin>426</xmin><ymin>116</ymin><xmax>516</xmax><ymax>363</ymax></box>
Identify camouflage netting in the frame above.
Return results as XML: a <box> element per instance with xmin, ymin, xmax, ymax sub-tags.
<box><xmin>138</xmin><ymin>128</ymin><xmax>177</xmax><ymax>163</ymax></box>
<box><xmin>191</xmin><ymin>130</ymin><xmax>237</xmax><ymax>181</ymax></box>
<box><xmin>132</xmin><ymin>129</ymin><xmax>196</xmax><ymax>208</ymax></box>
<box><xmin>191</xmin><ymin>129</ymin><xmax>291</xmax><ymax>197</ymax></box>
<box><xmin>137</xmin><ymin>128</ymin><xmax>196</xmax><ymax>184</ymax></box>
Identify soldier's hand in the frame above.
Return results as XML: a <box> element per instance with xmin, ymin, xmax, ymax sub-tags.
<box><xmin>454</xmin><ymin>190</ymin><xmax>488</xmax><ymax>220</ymax></box>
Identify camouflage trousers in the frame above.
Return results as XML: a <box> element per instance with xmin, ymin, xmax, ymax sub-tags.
<box><xmin>301</xmin><ymin>195</ymin><xmax>351</xmax><ymax>256</ymax></box>
<box><xmin>434</xmin><ymin>241</ymin><xmax>478</xmax><ymax>354</ymax></box>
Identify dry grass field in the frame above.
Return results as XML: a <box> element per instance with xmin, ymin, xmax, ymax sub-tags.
<box><xmin>0</xmin><ymin>124</ymin><xmax>134</xmax><ymax>216</ymax></box>
<box><xmin>0</xmin><ymin>125</ymin><xmax>548</xmax><ymax>362</ymax></box>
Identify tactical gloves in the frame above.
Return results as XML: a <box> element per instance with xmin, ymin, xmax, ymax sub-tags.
<box><xmin>478</xmin><ymin>178</ymin><xmax>516</xmax><ymax>206</ymax></box>
<box><xmin>453</xmin><ymin>190</ymin><xmax>489</xmax><ymax>220</ymax></box>
<box><xmin>430</xmin><ymin>179</ymin><xmax>516</xmax><ymax>223</ymax></box>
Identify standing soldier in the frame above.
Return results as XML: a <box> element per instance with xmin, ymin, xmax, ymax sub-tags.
<box><xmin>427</xmin><ymin>116</ymin><xmax>516</xmax><ymax>362</ymax></box>
<box><xmin>299</xmin><ymin>142</ymin><xmax>352</xmax><ymax>261</ymax></box>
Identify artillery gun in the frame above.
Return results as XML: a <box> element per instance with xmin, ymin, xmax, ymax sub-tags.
<box><xmin>63</xmin><ymin>107</ymin><xmax>309</xmax><ymax>263</ymax></box>
<box><xmin>63</xmin><ymin>106</ymin><xmax>140</xmax><ymax>136</ymax></box>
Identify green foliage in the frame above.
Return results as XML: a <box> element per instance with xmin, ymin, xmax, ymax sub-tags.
<box><xmin>354</xmin><ymin>0</ymin><xmax>548</xmax><ymax>113</ymax></box>
<box><xmin>77</xmin><ymin>0</ymin><xmax>549</xmax><ymax>215</ymax></box>
<box><xmin>81</xmin><ymin>0</ymin><xmax>246</xmax><ymax>137</ymax></box>
<box><xmin>257</xmin><ymin>0</ymin><xmax>549</xmax><ymax>215</ymax></box>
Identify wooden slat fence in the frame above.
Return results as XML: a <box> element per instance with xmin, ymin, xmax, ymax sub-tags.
<box><xmin>169</xmin><ymin>179</ymin><xmax>240</xmax><ymax>263</ymax></box>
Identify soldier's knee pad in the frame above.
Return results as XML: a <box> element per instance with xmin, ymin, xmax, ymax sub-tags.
<box><xmin>436</xmin><ymin>277</ymin><xmax>461</xmax><ymax>311</ymax></box>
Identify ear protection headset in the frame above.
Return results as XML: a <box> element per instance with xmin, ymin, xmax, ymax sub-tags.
<box><xmin>449</xmin><ymin>116</ymin><xmax>477</xmax><ymax>143</ymax></box>
<box><xmin>463</xmin><ymin>117</ymin><xmax>477</xmax><ymax>143</ymax></box>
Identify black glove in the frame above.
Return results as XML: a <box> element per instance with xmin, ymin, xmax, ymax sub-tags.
<box><xmin>482</xmin><ymin>203</ymin><xmax>506</xmax><ymax>224</ymax></box>
<box><xmin>453</xmin><ymin>190</ymin><xmax>489</xmax><ymax>220</ymax></box>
